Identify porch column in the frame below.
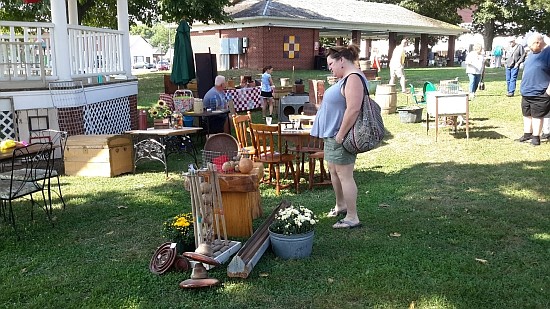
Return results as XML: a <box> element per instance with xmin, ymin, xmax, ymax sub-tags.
<box><xmin>51</xmin><ymin>0</ymin><xmax>71</xmax><ymax>80</ymax></box>
<box><xmin>117</xmin><ymin>0</ymin><xmax>133</xmax><ymax>77</ymax></box>
<box><xmin>420</xmin><ymin>34</ymin><xmax>428</xmax><ymax>67</ymax></box>
<box><xmin>68</xmin><ymin>0</ymin><xmax>78</xmax><ymax>25</ymax></box>
<box><xmin>364</xmin><ymin>39</ymin><xmax>372</xmax><ymax>59</ymax></box>
<box><xmin>388</xmin><ymin>32</ymin><xmax>397</xmax><ymax>63</ymax></box>
<box><xmin>351</xmin><ymin>30</ymin><xmax>361</xmax><ymax>45</ymax></box>
<box><xmin>447</xmin><ymin>35</ymin><xmax>456</xmax><ymax>67</ymax></box>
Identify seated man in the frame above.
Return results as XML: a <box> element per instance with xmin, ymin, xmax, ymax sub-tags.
<box><xmin>202</xmin><ymin>75</ymin><xmax>229</xmax><ymax>134</ymax></box>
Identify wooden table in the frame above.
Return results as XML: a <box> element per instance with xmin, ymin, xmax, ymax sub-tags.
<box><xmin>182</xmin><ymin>110</ymin><xmax>230</xmax><ymax>136</ymax></box>
<box><xmin>426</xmin><ymin>91</ymin><xmax>470</xmax><ymax>141</ymax></box>
<box><xmin>0</xmin><ymin>143</ymin><xmax>57</xmax><ymax>164</ymax></box>
<box><xmin>125</xmin><ymin>128</ymin><xmax>202</xmax><ymax>176</ymax></box>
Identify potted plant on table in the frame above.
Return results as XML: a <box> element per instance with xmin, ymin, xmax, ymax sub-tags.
<box><xmin>149</xmin><ymin>99</ymin><xmax>172</xmax><ymax>129</ymax></box>
<box><xmin>269</xmin><ymin>204</ymin><xmax>318</xmax><ymax>260</ymax></box>
<box><xmin>162</xmin><ymin>212</ymin><xmax>195</xmax><ymax>254</ymax></box>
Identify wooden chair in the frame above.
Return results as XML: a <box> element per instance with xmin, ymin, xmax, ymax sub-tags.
<box><xmin>286</xmin><ymin>114</ymin><xmax>317</xmax><ymax>175</ymax></box>
<box><xmin>232</xmin><ymin>111</ymin><xmax>256</xmax><ymax>160</ymax></box>
<box><xmin>250</xmin><ymin>123</ymin><xmax>295</xmax><ymax>195</ymax></box>
<box><xmin>307</xmin><ymin>137</ymin><xmax>331</xmax><ymax>190</ymax></box>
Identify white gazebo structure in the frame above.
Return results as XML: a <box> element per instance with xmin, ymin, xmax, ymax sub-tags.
<box><xmin>0</xmin><ymin>0</ymin><xmax>138</xmax><ymax>142</ymax></box>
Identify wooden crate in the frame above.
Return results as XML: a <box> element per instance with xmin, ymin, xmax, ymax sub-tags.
<box><xmin>64</xmin><ymin>134</ymin><xmax>133</xmax><ymax>177</ymax></box>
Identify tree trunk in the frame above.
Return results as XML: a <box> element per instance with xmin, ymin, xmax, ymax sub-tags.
<box><xmin>483</xmin><ymin>20</ymin><xmax>495</xmax><ymax>53</ymax></box>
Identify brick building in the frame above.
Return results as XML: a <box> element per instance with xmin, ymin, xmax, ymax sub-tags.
<box><xmin>190</xmin><ymin>0</ymin><xmax>466</xmax><ymax>70</ymax></box>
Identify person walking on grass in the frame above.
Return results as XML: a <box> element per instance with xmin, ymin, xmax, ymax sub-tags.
<box><xmin>492</xmin><ymin>44</ymin><xmax>504</xmax><ymax>68</ymax></box>
<box><xmin>389</xmin><ymin>38</ymin><xmax>407</xmax><ymax>93</ymax></box>
<box><xmin>506</xmin><ymin>37</ymin><xmax>527</xmax><ymax>97</ymax></box>
<box><xmin>464</xmin><ymin>44</ymin><xmax>485</xmax><ymax>99</ymax></box>
<box><xmin>516</xmin><ymin>33</ymin><xmax>550</xmax><ymax>146</ymax></box>
<box><xmin>311</xmin><ymin>44</ymin><xmax>365</xmax><ymax>229</ymax></box>
<box><xmin>260</xmin><ymin>65</ymin><xmax>275</xmax><ymax>118</ymax></box>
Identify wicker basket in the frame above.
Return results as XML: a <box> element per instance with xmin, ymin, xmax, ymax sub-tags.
<box><xmin>201</xmin><ymin>133</ymin><xmax>240</xmax><ymax>170</ymax></box>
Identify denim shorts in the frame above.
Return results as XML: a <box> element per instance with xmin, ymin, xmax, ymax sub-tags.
<box><xmin>324</xmin><ymin>137</ymin><xmax>356</xmax><ymax>165</ymax></box>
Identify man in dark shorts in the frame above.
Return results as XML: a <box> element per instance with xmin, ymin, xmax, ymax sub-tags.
<box><xmin>517</xmin><ymin>33</ymin><xmax>550</xmax><ymax>146</ymax></box>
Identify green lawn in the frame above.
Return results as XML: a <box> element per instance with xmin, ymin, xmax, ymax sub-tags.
<box><xmin>1</xmin><ymin>67</ymin><xmax>549</xmax><ymax>309</ymax></box>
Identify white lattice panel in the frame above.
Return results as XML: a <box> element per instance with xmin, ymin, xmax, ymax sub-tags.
<box><xmin>83</xmin><ymin>97</ymin><xmax>131</xmax><ymax>134</ymax></box>
<box><xmin>0</xmin><ymin>98</ymin><xmax>15</xmax><ymax>141</ymax></box>
<box><xmin>0</xmin><ymin>110</ymin><xmax>15</xmax><ymax>141</ymax></box>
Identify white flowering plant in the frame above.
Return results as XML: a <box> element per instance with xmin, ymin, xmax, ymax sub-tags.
<box><xmin>269</xmin><ymin>205</ymin><xmax>318</xmax><ymax>235</ymax></box>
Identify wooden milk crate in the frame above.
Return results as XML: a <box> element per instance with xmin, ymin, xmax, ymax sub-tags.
<box><xmin>64</xmin><ymin>134</ymin><xmax>133</xmax><ymax>177</ymax></box>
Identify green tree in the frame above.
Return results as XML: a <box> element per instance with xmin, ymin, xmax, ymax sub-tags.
<box><xmin>149</xmin><ymin>24</ymin><xmax>174</xmax><ymax>53</ymax></box>
<box><xmin>130</xmin><ymin>24</ymin><xmax>155</xmax><ymax>40</ymax></box>
<box><xmin>528</xmin><ymin>0</ymin><xmax>550</xmax><ymax>10</ymax></box>
<box><xmin>471</xmin><ymin>0</ymin><xmax>550</xmax><ymax>51</ymax></box>
<box><xmin>0</xmin><ymin>0</ymin><xmax>233</xmax><ymax>28</ymax></box>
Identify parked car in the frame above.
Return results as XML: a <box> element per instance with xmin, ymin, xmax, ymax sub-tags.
<box><xmin>156</xmin><ymin>61</ymin><xmax>170</xmax><ymax>71</ymax></box>
<box><xmin>132</xmin><ymin>61</ymin><xmax>154</xmax><ymax>69</ymax></box>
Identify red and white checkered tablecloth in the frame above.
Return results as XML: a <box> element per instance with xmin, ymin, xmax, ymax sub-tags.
<box><xmin>225</xmin><ymin>87</ymin><xmax>261</xmax><ymax>112</ymax></box>
<box><xmin>159</xmin><ymin>87</ymin><xmax>261</xmax><ymax>112</ymax></box>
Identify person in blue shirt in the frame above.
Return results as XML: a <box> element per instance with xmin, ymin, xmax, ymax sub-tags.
<box><xmin>492</xmin><ymin>44</ymin><xmax>504</xmax><ymax>68</ymax></box>
<box><xmin>202</xmin><ymin>75</ymin><xmax>228</xmax><ymax>134</ymax></box>
<box><xmin>260</xmin><ymin>65</ymin><xmax>274</xmax><ymax>117</ymax></box>
<box><xmin>517</xmin><ymin>33</ymin><xmax>550</xmax><ymax>146</ymax></box>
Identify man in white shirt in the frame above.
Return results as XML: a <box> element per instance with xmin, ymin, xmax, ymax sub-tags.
<box><xmin>389</xmin><ymin>39</ymin><xmax>407</xmax><ymax>93</ymax></box>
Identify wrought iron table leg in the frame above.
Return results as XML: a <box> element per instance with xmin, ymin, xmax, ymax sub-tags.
<box><xmin>134</xmin><ymin>139</ymin><xmax>168</xmax><ymax>176</ymax></box>
<box><xmin>164</xmin><ymin>135</ymin><xmax>198</xmax><ymax>165</ymax></box>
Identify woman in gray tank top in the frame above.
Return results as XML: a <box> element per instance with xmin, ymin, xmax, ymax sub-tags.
<box><xmin>310</xmin><ymin>44</ymin><xmax>366</xmax><ymax>229</ymax></box>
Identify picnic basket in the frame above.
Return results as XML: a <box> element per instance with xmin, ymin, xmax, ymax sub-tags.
<box><xmin>173</xmin><ymin>89</ymin><xmax>194</xmax><ymax>113</ymax></box>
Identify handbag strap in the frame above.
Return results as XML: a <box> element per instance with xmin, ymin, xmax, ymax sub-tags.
<box><xmin>341</xmin><ymin>72</ymin><xmax>370</xmax><ymax>97</ymax></box>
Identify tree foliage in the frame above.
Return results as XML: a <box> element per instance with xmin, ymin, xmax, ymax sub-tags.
<box><xmin>471</xmin><ymin>0</ymin><xmax>550</xmax><ymax>50</ymax></box>
<box><xmin>528</xmin><ymin>0</ymin><xmax>550</xmax><ymax>11</ymax></box>
<box><xmin>0</xmin><ymin>2</ymin><xmax>49</xmax><ymax>22</ymax></box>
<box><xmin>0</xmin><ymin>0</ymin><xmax>232</xmax><ymax>28</ymax></box>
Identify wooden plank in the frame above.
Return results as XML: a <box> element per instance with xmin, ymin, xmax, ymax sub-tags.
<box><xmin>227</xmin><ymin>200</ymin><xmax>290</xmax><ymax>278</ymax></box>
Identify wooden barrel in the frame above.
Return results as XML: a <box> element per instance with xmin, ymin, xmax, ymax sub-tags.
<box><xmin>374</xmin><ymin>84</ymin><xmax>397</xmax><ymax>114</ymax></box>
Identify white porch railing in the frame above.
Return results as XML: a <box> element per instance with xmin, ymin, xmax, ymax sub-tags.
<box><xmin>0</xmin><ymin>21</ymin><xmax>126</xmax><ymax>86</ymax></box>
<box><xmin>67</xmin><ymin>24</ymin><xmax>125</xmax><ymax>78</ymax></box>
<box><xmin>0</xmin><ymin>21</ymin><xmax>55</xmax><ymax>84</ymax></box>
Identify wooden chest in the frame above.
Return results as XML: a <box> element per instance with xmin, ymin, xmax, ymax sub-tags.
<box><xmin>64</xmin><ymin>134</ymin><xmax>133</xmax><ymax>177</ymax></box>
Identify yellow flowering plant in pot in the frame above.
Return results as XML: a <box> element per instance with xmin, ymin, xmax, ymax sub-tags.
<box><xmin>162</xmin><ymin>213</ymin><xmax>195</xmax><ymax>254</ymax></box>
<box><xmin>149</xmin><ymin>99</ymin><xmax>172</xmax><ymax>119</ymax></box>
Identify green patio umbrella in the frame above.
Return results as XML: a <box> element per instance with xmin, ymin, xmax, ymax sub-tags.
<box><xmin>170</xmin><ymin>20</ymin><xmax>196</xmax><ymax>86</ymax></box>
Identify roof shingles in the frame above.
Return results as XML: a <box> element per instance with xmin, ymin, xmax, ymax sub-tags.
<box><xmin>226</xmin><ymin>0</ymin><xmax>462</xmax><ymax>31</ymax></box>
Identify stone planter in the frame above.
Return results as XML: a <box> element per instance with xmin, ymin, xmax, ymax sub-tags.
<box><xmin>269</xmin><ymin>230</ymin><xmax>314</xmax><ymax>260</ymax></box>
